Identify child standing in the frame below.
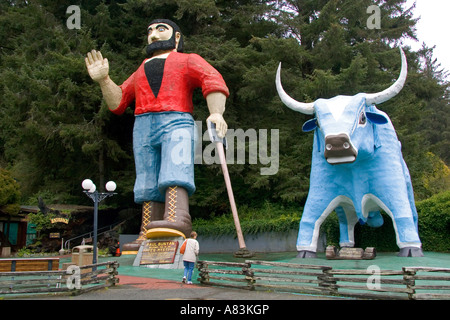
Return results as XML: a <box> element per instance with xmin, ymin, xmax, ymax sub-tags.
<box><xmin>182</xmin><ymin>231</ymin><xmax>199</xmax><ymax>284</ymax></box>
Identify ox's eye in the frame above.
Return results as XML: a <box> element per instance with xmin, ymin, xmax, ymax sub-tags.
<box><xmin>359</xmin><ymin>112</ymin><xmax>367</xmax><ymax>125</ymax></box>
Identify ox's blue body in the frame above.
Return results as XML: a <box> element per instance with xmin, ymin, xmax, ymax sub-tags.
<box><xmin>297</xmin><ymin>93</ymin><xmax>422</xmax><ymax>254</ymax></box>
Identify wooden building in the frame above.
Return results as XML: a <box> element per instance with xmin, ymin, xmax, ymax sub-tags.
<box><xmin>0</xmin><ymin>207</ymin><xmax>31</xmax><ymax>256</ymax></box>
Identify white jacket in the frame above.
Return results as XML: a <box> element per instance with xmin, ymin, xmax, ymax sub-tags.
<box><xmin>182</xmin><ymin>238</ymin><xmax>199</xmax><ymax>262</ymax></box>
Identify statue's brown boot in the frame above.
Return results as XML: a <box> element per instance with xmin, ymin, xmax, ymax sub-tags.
<box><xmin>122</xmin><ymin>201</ymin><xmax>164</xmax><ymax>252</ymax></box>
<box><xmin>146</xmin><ymin>186</ymin><xmax>192</xmax><ymax>238</ymax></box>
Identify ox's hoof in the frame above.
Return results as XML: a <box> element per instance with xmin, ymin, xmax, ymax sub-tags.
<box><xmin>398</xmin><ymin>247</ymin><xmax>424</xmax><ymax>257</ymax></box>
<box><xmin>296</xmin><ymin>250</ymin><xmax>317</xmax><ymax>258</ymax></box>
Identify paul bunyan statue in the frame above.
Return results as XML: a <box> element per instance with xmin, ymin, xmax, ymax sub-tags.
<box><xmin>85</xmin><ymin>19</ymin><xmax>229</xmax><ymax>253</ymax></box>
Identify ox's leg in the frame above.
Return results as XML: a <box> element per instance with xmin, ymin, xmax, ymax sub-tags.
<box><xmin>368</xmin><ymin>151</ymin><xmax>423</xmax><ymax>256</ymax></box>
<box><xmin>392</xmin><ymin>208</ymin><xmax>423</xmax><ymax>257</ymax></box>
<box><xmin>371</xmin><ymin>194</ymin><xmax>423</xmax><ymax>257</ymax></box>
<box><xmin>398</xmin><ymin>160</ymin><xmax>423</xmax><ymax>257</ymax></box>
<box><xmin>297</xmin><ymin>196</ymin><xmax>348</xmax><ymax>258</ymax></box>
<box><xmin>296</xmin><ymin>205</ymin><xmax>322</xmax><ymax>258</ymax></box>
<box><xmin>335</xmin><ymin>206</ymin><xmax>358</xmax><ymax>248</ymax></box>
<box><xmin>397</xmin><ymin>182</ymin><xmax>423</xmax><ymax>257</ymax></box>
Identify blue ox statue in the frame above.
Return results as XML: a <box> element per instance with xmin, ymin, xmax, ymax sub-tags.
<box><xmin>276</xmin><ymin>48</ymin><xmax>423</xmax><ymax>258</ymax></box>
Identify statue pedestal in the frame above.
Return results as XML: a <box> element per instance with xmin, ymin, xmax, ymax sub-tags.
<box><xmin>133</xmin><ymin>235</ymin><xmax>185</xmax><ymax>269</ymax></box>
<box><xmin>326</xmin><ymin>245</ymin><xmax>376</xmax><ymax>260</ymax></box>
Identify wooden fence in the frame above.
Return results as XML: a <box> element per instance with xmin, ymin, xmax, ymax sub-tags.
<box><xmin>0</xmin><ymin>257</ymin><xmax>60</xmax><ymax>272</ymax></box>
<box><xmin>197</xmin><ymin>260</ymin><xmax>450</xmax><ymax>300</ymax></box>
<box><xmin>0</xmin><ymin>261</ymin><xmax>119</xmax><ymax>296</ymax></box>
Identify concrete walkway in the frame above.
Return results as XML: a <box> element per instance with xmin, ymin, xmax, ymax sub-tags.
<box><xmin>18</xmin><ymin>274</ymin><xmax>342</xmax><ymax>300</ymax></box>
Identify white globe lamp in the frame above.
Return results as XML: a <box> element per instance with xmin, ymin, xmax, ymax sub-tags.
<box><xmin>105</xmin><ymin>181</ymin><xmax>117</xmax><ymax>192</ymax></box>
<box><xmin>82</xmin><ymin>179</ymin><xmax>93</xmax><ymax>190</ymax></box>
<box><xmin>88</xmin><ymin>184</ymin><xmax>96</xmax><ymax>193</ymax></box>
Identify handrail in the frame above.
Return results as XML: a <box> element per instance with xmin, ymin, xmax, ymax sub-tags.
<box><xmin>64</xmin><ymin>221</ymin><xmax>124</xmax><ymax>251</ymax></box>
<box><xmin>63</xmin><ymin>209</ymin><xmax>141</xmax><ymax>251</ymax></box>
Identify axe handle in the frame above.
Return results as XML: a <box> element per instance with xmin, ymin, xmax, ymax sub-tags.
<box><xmin>216</xmin><ymin>141</ymin><xmax>247</xmax><ymax>250</ymax></box>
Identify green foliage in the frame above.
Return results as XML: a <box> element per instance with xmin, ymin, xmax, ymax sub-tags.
<box><xmin>354</xmin><ymin>215</ymin><xmax>398</xmax><ymax>251</ymax></box>
<box><xmin>0</xmin><ymin>168</ymin><xmax>21</xmax><ymax>215</ymax></box>
<box><xmin>15</xmin><ymin>247</ymin><xmax>33</xmax><ymax>257</ymax></box>
<box><xmin>27</xmin><ymin>211</ymin><xmax>71</xmax><ymax>232</ymax></box>
<box><xmin>27</xmin><ymin>212</ymin><xmax>51</xmax><ymax>232</ymax></box>
<box><xmin>193</xmin><ymin>201</ymin><xmax>301</xmax><ymax>236</ymax></box>
<box><xmin>416</xmin><ymin>190</ymin><xmax>450</xmax><ymax>252</ymax></box>
<box><xmin>0</xmin><ymin>3</ymin><xmax>133</xmax><ymax>205</ymax></box>
<box><xmin>415</xmin><ymin>152</ymin><xmax>450</xmax><ymax>200</ymax></box>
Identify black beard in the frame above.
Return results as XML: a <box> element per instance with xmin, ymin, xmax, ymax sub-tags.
<box><xmin>146</xmin><ymin>38</ymin><xmax>176</xmax><ymax>57</ymax></box>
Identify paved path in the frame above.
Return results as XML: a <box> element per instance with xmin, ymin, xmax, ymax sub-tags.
<box><xmin>106</xmin><ymin>275</ymin><xmax>344</xmax><ymax>300</ymax></box>
<box><xmin>14</xmin><ymin>275</ymin><xmax>351</xmax><ymax>319</ymax></box>
<box><xmin>21</xmin><ymin>274</ymin><xmax>341</xmax><ymax>300</ymax></box>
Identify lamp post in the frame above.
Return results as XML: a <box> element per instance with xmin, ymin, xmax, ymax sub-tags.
<box><xmin>81</xmin><ymin>179</ymin><xmax>117</xmax><ymax>267</ymax></box>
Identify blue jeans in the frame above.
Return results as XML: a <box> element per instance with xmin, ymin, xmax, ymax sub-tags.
<box><xmin>183</xmin><ymin>261</ymin><xmax>195</xmax><ymax>282</ymax></box>
<box><xmin>133</xmin><ymin>112</ymin><xmax>196</xmax><ymax>203</ymax></box>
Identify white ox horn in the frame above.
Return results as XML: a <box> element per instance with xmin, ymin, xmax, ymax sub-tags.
<box><xmin>366</xmin><ymin>47</ymin><xmax>408</xmax><ymax>105</ymax></box>
<box><xmin>276</xmin><ymin>63</ymin><xmax>315</xmax><ymax>115</ymax></box>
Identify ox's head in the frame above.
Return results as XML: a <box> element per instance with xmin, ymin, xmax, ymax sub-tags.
<box><xmin>276</xmin><ymin>47</ymin><xmax>407</xmax><ymax>165</ymax></box>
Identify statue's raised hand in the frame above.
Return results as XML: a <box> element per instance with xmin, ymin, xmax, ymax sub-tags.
<box><xmin>84</xmin><ymin>50</ymin><xmax>122</xmax><ymax>110</ymax></box>
<box><xmin>85</xmin><ymin>50</ymin><xmax>109</xmax><ymax>83</ymax></box>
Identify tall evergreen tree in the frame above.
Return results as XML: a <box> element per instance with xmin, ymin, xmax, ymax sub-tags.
<box><xmin>0</xmin><ymin>0</ymin><xmax>447</xmax><ymax>215</ymax></box>
<box><xmin>0</xmin><ymin>2</ymin><xmax>131</xmax><ymax>203</ymax></box>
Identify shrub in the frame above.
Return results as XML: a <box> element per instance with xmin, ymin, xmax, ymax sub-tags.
<box><xmin>0</xmin><ymin>168</ymin><xmax>21</xmax><ymax>215</ymax></box>
<box><xmin>416</xmin><ymin>190</ymin><xmax>450</xmax><ymax>252</ymax></box>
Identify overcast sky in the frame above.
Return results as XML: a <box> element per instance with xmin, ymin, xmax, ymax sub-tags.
<box><xmin>404</xmin><ymin>0</ymin><xmax>450</xmax><ymax>76</ymax></box>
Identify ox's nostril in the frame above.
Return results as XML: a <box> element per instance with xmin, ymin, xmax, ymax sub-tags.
<box><xmin>324</xmin><ymin>133</ymin><xmax>357</xmax><ymax>164</ymax></box>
